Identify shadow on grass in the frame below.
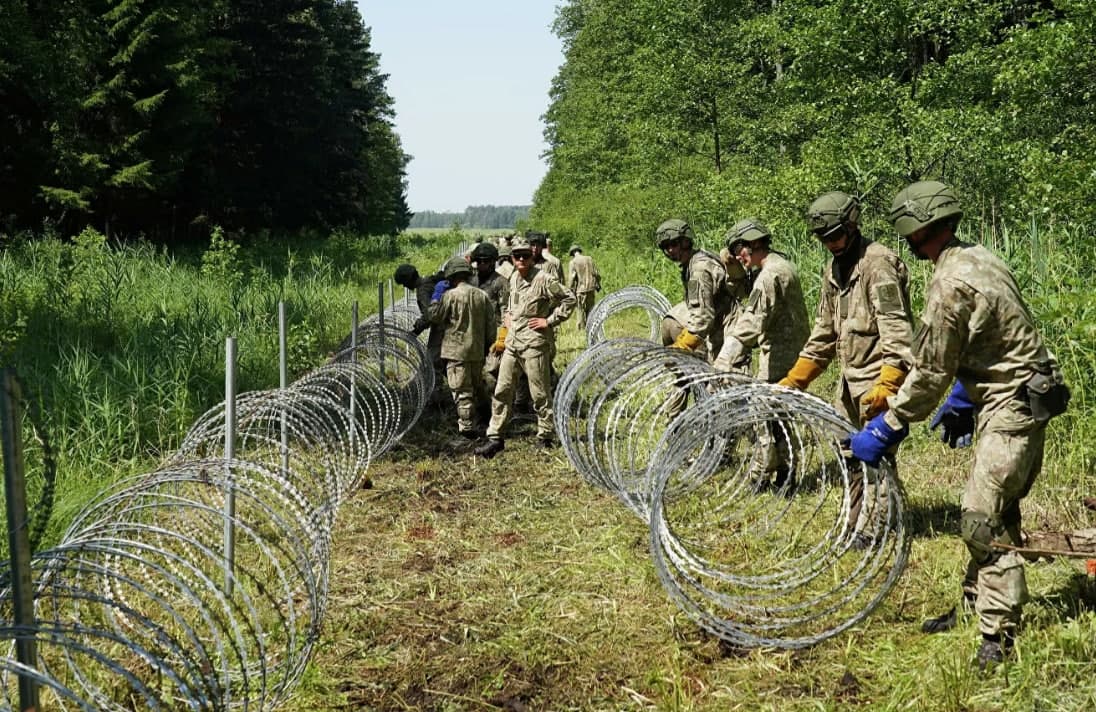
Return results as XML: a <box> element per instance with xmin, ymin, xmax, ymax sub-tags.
<box><xmin>1029</xmin><ymin>571</ymin><xmax>1096</xmax><ymax>624</ymax></box>
<box><xmin>905</xmin><ymin>497</ymin><xmax>963</xmax><ymax>539</ymax></box>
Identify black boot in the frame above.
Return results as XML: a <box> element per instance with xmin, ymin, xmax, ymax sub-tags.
<box><xmin>976</xmin><ymin>633</ymin><xmax>1013</xmax><ymax>672</ymax></box>
<box><xmin>474</xmin><ymin>438</ymin><xmax>504</xmax><ymax>459</ymax></box>
<box><xmin>921</xmin><ymin>593</ymin><xmax>975</xmax><ymax>634</ymax></box>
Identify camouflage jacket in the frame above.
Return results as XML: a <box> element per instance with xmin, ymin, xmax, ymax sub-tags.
<box><xmin>427</xmin><ymin>281</ymin><xmax>495</xmax><ymax>362</ymax></box>
<box><xmin>472</xmin><ymin>269</ymin><xmax>510</xmax><ymax>325</ymax></box>
<box><xmin>725</xmin><ymin>252</ymin><xmax>810</xmax><ymax>382</ymax></box>
<box><xmin>681</xmin><ymin>249</ymin><xmax>738</xmax><ymax>347</ymax></box>
<box><xmin>887</xmin><ymin>239</ymin><xmax>1061</xmax><ymax>428</ymax></box>
<box><xmin>799</xmin><ymin>238</ymin><xmax>913</xmax><ymax>398</ymax></box>
<box><xmin>505</xmin><ymin>265</ymin><xmax>576</xmax><ymax>354</ymax></box>
<box><xmin>536</xmin><ymin>252</ymin><xmax>563</xmax><ymax>280</ymax></box>
<box><xmin>412</xmin><ymin>272</ymin><xmax>445</xmax><ymax>335</ymax></box>
<box><xmin>567</xmin><ymin>254</ymin><xmax>601</xmax><ymax>294</ymax></box>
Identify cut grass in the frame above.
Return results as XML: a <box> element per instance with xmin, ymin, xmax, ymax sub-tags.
<box><xmin>293</xmin><ymin>321</ymin><xmax>1096</xmax><ymax>711</ymax></box>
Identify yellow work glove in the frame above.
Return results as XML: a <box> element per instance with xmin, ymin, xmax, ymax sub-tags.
<box><xmin>670</xmin><ymin>328</ymin><xmax>703</xmax><ymax>352</ymax></box>
<box><xmin>491</xmin><ymin>326</ymin><xmax>508</xmax><ymax>354</ymax></box>
<box><xmin>777</xmin><ymin>357</ymin><xmax>825</xmax><ymax>390</ymax></box>
<box><xmin>859</xmin><ymin>363</ymin><xmax>907</xmax><ymax>418</ymax></box>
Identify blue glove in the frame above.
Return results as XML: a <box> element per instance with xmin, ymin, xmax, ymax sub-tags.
<box><xmin>929</xmin><ymin>381</ymin><xmax>975</xmax><ymax>448</ymax></box>
<box><xmin>430</xmin><ymin>279</ymin><xmax>450</xmax><ymax>303</ymax></box>
<box><xmin>848</xmin><ymin>413</ymin><xmax>909</xmax><ymax>466</ymax></box>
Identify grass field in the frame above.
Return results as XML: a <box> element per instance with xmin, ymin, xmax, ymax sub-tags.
<box><xmin>2</xmin><ymin>225</ymin><xmax>1094</xmax><ymax>710</ymax></box>
<box><xmin>293</xmin><ymin>318</ymin><xmax>1096</xmax><ymax>711</ymax></box>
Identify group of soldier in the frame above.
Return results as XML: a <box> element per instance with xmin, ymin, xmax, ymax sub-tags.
<box><xmin>394</xmin><ymin>178</ymin><xmax>1069</xmax><ymax>670</ymax></box>
<box><xmin>656</xmin><ymin>180</ymin><xmax>1069</xmax><ymax>671</ymax></box>
<box><xmin>393</xmin><ymin>229</ymin><xmax>601</xmax><ymax>460</ymax></box>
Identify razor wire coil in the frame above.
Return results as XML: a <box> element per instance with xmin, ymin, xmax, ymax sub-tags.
<box><xmin>555</xmin><ymin>328</ymin><xmax>909</xmax><ymax>649</ymax></box>
<box><xmin>585</xmin><ymin>285</ymin><xmax>671</xmax><ymax>346</ymax></box>
<box><xmin>0</xmin><ymin>296</ymin><xmax>434</xmax><ymax>710</ymax></box>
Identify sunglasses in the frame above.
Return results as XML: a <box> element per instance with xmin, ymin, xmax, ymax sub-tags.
<box><xmin>512</xmin><ymin>253</ymin><xmax>533</xmax><ymax>260</ymax></box>
<box><xmin>813</xmin><ymin>224</ymin><xmax>847</xmax><ymax>243</ymax></box>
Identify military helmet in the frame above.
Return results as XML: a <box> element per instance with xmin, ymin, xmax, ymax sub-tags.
<box><xmin>524</xmin><ymin>230</ymin><xmax>548</xmax><ymax>246</ymax></box>
<box><xmin>393</xmin><ymin>263</ymin><xmax>418</xmax><ymax>287</ymax></box>
<box><xmin>443</xmin><ymin>256</ymin><xmax>473</xmax><ymax>279</ymax></box>
<box><xmin>471</xmin><ymin>241</ymin><xmax>499</xmax><ymax>261</ymax></box>
<box><xmin>725</xmin><ymin>218</ymin><xmax>771</xmax><ymax>253</ymax></box>
<box><xmin>655</xmin><ymin>218</ymin><xmax>694</xmax><ymax>248</ymax></box>
<box><xmin>807</xmin><ymin>191</ymin><xmax>860</xmax><ymax>238</ymax></box>
<box><xmin>888</xmin><ymin>180</ymin><xmax>963</xmax><ymax>237</ymax></box>
<box><xmin>498</xmin><ymin>243</ymin><xmax>512</xmax><ymax>258</ymax></box>
<box><xmin>569</xmin><ymin>245</ymin><xmax>582</xmax><ymax>255</ymax></box>
<box><xmin>510</xmin><ymin>236</ymin><xmax>533</xmax><ymax>255</ymax></box>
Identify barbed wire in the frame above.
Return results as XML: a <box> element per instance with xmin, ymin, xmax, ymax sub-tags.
<box><xmin>585</xmin><ymin>285</ymin><xmax>671</xmax><ymax>346</ymax></box>
<box><xmin>0</xmin><ymin>294</ymin><xmax>433</xmax><ymax>709</ymax></box>
<box><xmin>555</xmin><ymin>295</ymin><xmax>910</xmax><ymax>649</ymax></box>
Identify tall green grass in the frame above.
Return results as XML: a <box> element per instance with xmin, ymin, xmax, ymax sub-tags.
<box><xmin>0</xmin><ymin>225</ymin><xmax>469</xmax><ymax>552</ymax></box>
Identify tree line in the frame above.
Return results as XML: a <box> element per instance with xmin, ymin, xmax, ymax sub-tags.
<box><xmin>0</xmin><ymin>0</ymin><xmax>411</xmax><ymax>242</ymax></box>
<box><xmin>408</xmin><ymin>205</ymin><xmax>531</xmax><ymax>229</ymax></box>
<box><xmin>532</xmin><ymin>0</ymin><xmax>1096</xmax><ymax>245</ymax></box>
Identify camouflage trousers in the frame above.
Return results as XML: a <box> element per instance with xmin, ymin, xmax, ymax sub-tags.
<box><xmin>575</xmin><ymin>290</ymin><xmax>596</xmax><ymax>332</ymax></box>
<box><xmin>837</xmin><ymin>381</ymin><xmax>897</xmax><ymax>539</ymax></box>
<box><xmin>960</xmin><ymin>401</ymin><xmax>1046</xmax><ymax>637</ymax></box>
<box><xmin>487</xmin><ymin>347</ymin><xmax>554</xmax><ymax>440</ymax></box>
<box><xmin>446</xmin><ymin>359</ymin><xmax>485</xmax><ymax>434</ymax></box>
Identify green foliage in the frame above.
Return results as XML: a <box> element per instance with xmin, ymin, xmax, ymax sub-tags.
<box><xmin>0</xmin><ymin>226</ymin><xmax>457</xmax><ymax>549</ymax></box>
<box><xmin>408</xmin><ymin>205</ymin><xmax>531</xmax><ymax>229</ymax></box>
<box><xmin>1</xmin><ymin>0</ymin><xmax>410</xmax><ymax>239</ymax></box>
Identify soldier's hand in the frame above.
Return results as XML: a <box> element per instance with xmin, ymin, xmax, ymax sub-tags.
<box><xmin>528</xmin><ymin>317</ymin><xmax>549</xmax><ymax>331</ymax></box>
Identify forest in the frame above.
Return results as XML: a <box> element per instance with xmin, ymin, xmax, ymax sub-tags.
<box><xmin>0</xmin><ymin>0</ymin><xmax>411</xmax><ymax>241</ymax></box>
<box><xmin>532</xmin><ymin>0</ymin><xmax>1096</xmax><ymax>246</ymax></box>
<box><xmin>408</xmin><ymin>204</ymin><xmax>531</xmax><ymax>229</ymax></box>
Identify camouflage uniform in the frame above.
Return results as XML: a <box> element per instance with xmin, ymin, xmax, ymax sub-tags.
<box><xmin>537</xmin><ymin>251</ymin><xmax>563</xmax><ymax>280</ymax></box>
<box><xmin>428</xmin><ymin>281</ymin><xmax>495</xmax><ymax>434</ymax></box>
<box><xmin>472</xmin><ymin>269</ymin><xmax>510</xmax><ymax>398</ymax></box>
<box><xmin>714</xmin><ymin>252</ymin><xmax>809</xmax><ymax>381</ymax></box>
<box><xmin>411</xmin><ymin>272</ymin><xmax>447</xmax><ymax>391</ymax></box>
<box><xmin>799</xmin><ymin>237</ymin><xmax>913</xmax><ymax>536</ymax></box>
<box><xmin>487</xmin><ymin>266</ymin><xmax>575</xmax><ymax>440</ymax></box>
<box><xmin>714</xmin><ymin>252</ymin><xmax>810</xmax><ymax>476</ymax></box>
<box><xmin>567</xmin><ymin>253</ymin><xmax>601</xmax><ymax>330</ymax></box>
<box><xmin>680</xmin><ymin>249</ymin><xmax>740</xmax><ymax>360</ymax></box>
<box><xmin>884</xmin><ymin>239</ymin><xmax>1064</xmax><ymax>638</ymax></box>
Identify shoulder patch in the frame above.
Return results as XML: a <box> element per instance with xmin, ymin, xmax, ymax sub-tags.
<box><xmin>874</xmin><ymin>282</ymin><xmax>902</xmax><ymax>312</ymax></box>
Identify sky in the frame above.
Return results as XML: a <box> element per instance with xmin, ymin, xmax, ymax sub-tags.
<box><xmin>357</xmin><ymin>2</ymin><xmax>564</xmax><ymax>213</ymax></box>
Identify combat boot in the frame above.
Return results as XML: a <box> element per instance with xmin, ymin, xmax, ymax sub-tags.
<box><xmin>975</xmin><ymin>632</ymin><xmax>1013</xmax><ymax>672</ymax></box>
<box><xmin>474</xmin><ymin>438</ymin><xmax>504</xmax><ymax>459</ymax></box>
<box><xmin>921</xmin><ymin>592</ymin><xmax>976</xmax><ymax>634</ymax></box>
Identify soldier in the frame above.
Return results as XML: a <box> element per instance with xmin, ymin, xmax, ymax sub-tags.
<box><xmin>715</xmin><ymin>218</ymin><xmax>811</xmax><ymax>490</ymax></box>
<box><xmin>527</xmin><ymin>231</ymin><xmax>563</xmax><ymax>280</ymax></box>
<box><xmin>427</xmin><ymin>257</ymin><xmax>495</xmax><ymax>439</ymax></box>
<box><xmin>394</xmin><ymin>263</ymin><xmax>447</xmax><ymax>395</ymax></box>
<box><xmin>655</xmin><ymin>219</ymin><xmax>739</xmax><ymax>361</ymax></box>
<box><xmin>470</xmin><ymin>241</ymin><xmax>510</xmax><ymax>401</ymax></box>
<box><xmin>848</xmin><ymin>180</ymin><xmax>1069</xmax><ymax>670</ymax></box>
<box><xmin>777</xmin><ymin>192</ymin><xmax>914</xmax><ymax>545</ymax></box>
<box><xmin>475</xmin><ymin>237</ymin><xmax>576</xmax><ymax>458</ymax></box>
<box><xmin>567</xmin><ymin>245</ymin><xmax>601</xmax><ymax>332</ymax></box>
<box><xmin>496</xmin><ymin>243</ymin><xmax>515</xmax><ymax>280</ymax></box>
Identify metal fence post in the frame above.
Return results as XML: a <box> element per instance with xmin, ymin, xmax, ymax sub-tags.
<box><xmin>223</xmin><ymin>338</ymin><xmax>237</xmax><ymax>596</ymax></box>
<box><xmin>1</xmin><ymin>369</ymin><xmax>40</xmax><ymax>711</ymax></box>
